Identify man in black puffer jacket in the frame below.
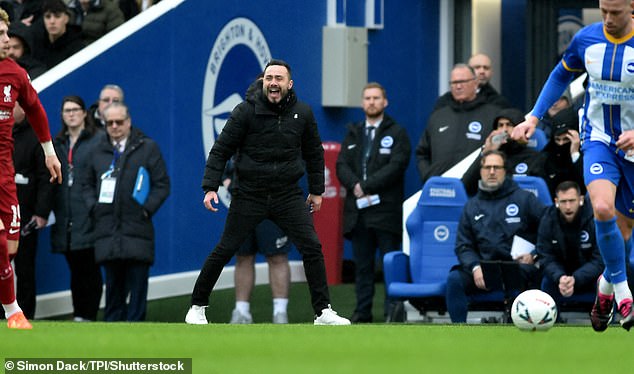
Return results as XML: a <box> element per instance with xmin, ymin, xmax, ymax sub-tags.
<box><xmin>186</xmin><ymin>59</ymin><xmax>350</xmax><ymax>326</ymax></box>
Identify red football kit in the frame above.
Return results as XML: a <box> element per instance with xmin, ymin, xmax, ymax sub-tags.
<box><xmin>0</xmin><ymin>58</ymin><xmax>51</xmax><ymax>241</ymax></box>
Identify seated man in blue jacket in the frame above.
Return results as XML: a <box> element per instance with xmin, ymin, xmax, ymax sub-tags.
<box><xmin>446</xmin><ymin>150</ymin><xmax>546</xmax><ymax>323</ymax></box>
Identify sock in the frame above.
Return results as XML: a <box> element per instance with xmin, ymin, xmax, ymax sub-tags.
<box><xmin>614</xmin><ymin>280</ymin><xmax>633</xmax><ymax>306</ymax></box>
<box><xmin>273</xmin><ymin>298</ymin><xmax>288</xmax><ymax>315</ymax></box>
<box><xmin>0</xmin><ymin>229</ymin><xmax>17</xmax><ymax>305</ymax></box>
<box><xmin>235</xmin><ymin>301</ymin><xmax>250</xmax><ymax>315</ymax></box>
<box><xmin>598</xmin><ymin>274</ymin><xmax>614</xmax><ymax>296</ymax></box>
<box><xmin>3</xmin><ymin>300</ymin><xmax>21</xmax><ymax>319</ymax></box>
<box><xmin>595</xmin><ymin>218</ymin><xmax>627</xmax><ymax>284</ymax></box>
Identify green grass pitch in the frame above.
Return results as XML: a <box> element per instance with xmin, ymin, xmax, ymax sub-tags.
<box><xmin>2</xmin><ymin>322</ymin><xmax>633</xmax><ymax>373</ymax></box>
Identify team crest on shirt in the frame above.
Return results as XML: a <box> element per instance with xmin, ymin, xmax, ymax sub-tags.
<box><xmin>590</xmin><ymin>163</ymin><xmax>603</xmax><ymax>175</ymax></box>
<box><xmin>466</xmin><ymin>121</ymin><xmax>483</xmax><ymax>140</ymax></box>
<box><xmin>3</xmin><ymin>85</ymin><xmax>11</xmax><ymax>103</ymax></box>
<box><xmin>505</xmin><ymin>203</ymin><xmax>521</xmax><ymax>223</ymax></box>
<box><xmin>514</xmin><ymin>163</ymin><xmax>528</xmax><ymax>174</ymax></box>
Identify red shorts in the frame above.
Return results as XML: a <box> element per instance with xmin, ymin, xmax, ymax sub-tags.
<box><xmin>0</xmin><ymin>178</ymin><xmax>20</xmax><ymax>241</ymax></box>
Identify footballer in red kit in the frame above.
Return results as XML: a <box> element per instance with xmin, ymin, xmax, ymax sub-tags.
<box><xmin>0</xmin><ymin>9</ymin><xmax>62</xmax><ymax>329</ymax></box>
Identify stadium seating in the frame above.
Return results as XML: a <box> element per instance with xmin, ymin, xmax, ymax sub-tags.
<box><xmin>513</xmin><ymin>175</ymin><xmax>553</xmax><ymax>206</ymax></box>
<box><xmin>526</xmin><ymin>128</ymin><xmax>548</xmax><ymax>151</ymax></box>
<box><xmin>384</xmin><ymin>177</ymin><xmax>467</xmax><ymax>319</ymax></box>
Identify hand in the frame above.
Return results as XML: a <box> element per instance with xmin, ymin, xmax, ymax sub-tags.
<box><xmin>45</xmin><ymin>154</ymin><xmax>63</xmax><ymax>184</ymax></box>
<box><xmin>353</xmin><ymin>183</ymin><xmax>364</xmax><ymax>198</ymax></box>
<box><xmin>21</xmin><ymin>15</ymin><xmax>34</xmax><ymax>27</ymax></box>
<box><xmin>484</xmin><ymin>128</ymin><xmax>507</xmax><ymax>152</ymax></box>
<box><xmin>306</xmin><ymin>194</ymin><xmax>322</xmax><ymax>213</ymax></box>
<box><xmin>203</xmin><ymin>191</ymin><xmax>219</xmax><ymax>212</ymax></box>
<box><xmin>566</xmin><ymin>129</ymin><xmax>580</xmax><ymax>154</ymax></box>
<box><xmin>616</xmin><ymin>129</ymin><xmax>634</xmax><ymax>157</ymax></box>
<box><xmin>559</xmin><ymin>275</ymin><xmax>575</xmax><ymax>297</ymax></box>
<box><xmin>510</xmin><ymin>115</ymin><xmax>538</xmax><ymax>145</ymax></box>
<box><xmin>32</xmin><ymin>215</ymin><xmax>48</xmax><ymax>229</ymax></box>
<box><xmin>473</xmin><ymin>267</ymin><xmax>487</xmax><ymax>290</ymax></box>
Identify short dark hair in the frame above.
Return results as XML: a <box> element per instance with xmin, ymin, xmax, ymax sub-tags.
<box><xmin>555</xmin><ymin>180</ymin><xmax>581</xmax><ymax>196</ymax></box>
<box><xmin>42</xmin><ymin>0</ymin><xmax>70</xmax><ymax>15</ymax></box>
<box><xmin>265</xmin><ymin>59</ymin><xmax>292</xmax><ymax>78</ymax></box>
<box><xmin>480</xmin><ymin>149</ymin><xmax>507</xmax><ymax>168</ymax></box>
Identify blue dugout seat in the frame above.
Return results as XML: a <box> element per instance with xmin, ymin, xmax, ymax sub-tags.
<box><xmin>384</xmin><ymin>177</ymin><xmax>467</xmax><ymax>303</ymax></box>
<box><xmin>513</xmin><ymin>175</ymin><xmax>553</xmax><ymax>206</ymax></box>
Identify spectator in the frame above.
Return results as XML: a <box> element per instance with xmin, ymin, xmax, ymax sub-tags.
<box><xmin>415</xmin><ymin>63</ymin><xmax>500</xmax><ymax>183</ymax></box>
<box><xmin>51</xmin><ymin>95</ymin><xmax>103</xmax><ymax>322</ymax></box>
<box><xmin>542</xmin><ymin>107</ymin><xmax>584</xmax><ymax>197</ymax></box>
<box><xmin>83</xmin><ymin>101</ymin><xmax>170</xmax><ymax>321</ymax></box>
<box><xmin>433</xmin><ymin>53</ymin><xmax>511</xmax><ymax>110</ymax></box>
<box><xmin>537</xmin><ymin>181</ymin><xmax>603</xmax><ymax>308</ymax></box>
<box><xmin>31</xmin><ymin>0</ymin><xmax>83</xmax><ymax>70</ymax></box>
<box><xmin>12</xmin><ymin>101</ymin><xmax>54</xmax><ymax>319</ymax></box>
<box><xmin>446</xmin><ymin>150</ymin><xmax>546</xmax><ymax>323</ymax></box>
<box><xmin>185</xmin><ymin>59</ymin><xmax>350</xmax><ymax>326</ymax></box>
<box><xmin>67</xmin><ymin>0</ymin><xmax>124</xmax><ymax>46</ymax></box>
<box><xmin>7</xmin><ymin>23</ymin><xmax>46</xmax><ymax>78</ymax></box>
<box><xmin>461</xmin><ymin>108</ymin><xmax>548</xmax><ymax>196</ymax></box>
<box><xmin>86</xmin><ymin>83</ymin><xmax>123</xmax><ymax>128</ymax></box>
<box><xmin>118</xmin><ymin>0</ymin><xmax>160</xmax><ymax>21</ymax></box>
<box><xmin>336</xmin><ymin>82</ymin><xmax>411</xmax><ymax>323</ymax></box>
<box><xmin>223</xmin><ymin>157</ymin><xmax>292</xmax><ymax>324</ymax></box>
<box><xmin>0</xmin><ymin>0</ymin><xmax>43</xmax><ymax>26</ymax></box>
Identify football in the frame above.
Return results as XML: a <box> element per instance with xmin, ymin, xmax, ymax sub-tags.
<box><xmin>511</xmin><ymin>289</ymin><xmax>558</xmax><ymax>331</ymax></box>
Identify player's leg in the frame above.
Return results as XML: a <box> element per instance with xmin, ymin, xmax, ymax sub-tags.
<box><xmin>256</xmin><ymin>219</ymin><xmax>290</xmax><ymax>323</ymax></box>
<box><xmin>231</xmin><ymin>252</ymin><xmax>255</xmax><ymax>324</ymax></box>
<box><xmin>0</xmin><ymin>198</ymin><xmax>31</xmax><ymax>329</ymax></box>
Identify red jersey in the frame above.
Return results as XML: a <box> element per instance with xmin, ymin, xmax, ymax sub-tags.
<box><xmin>0</xmin><ymin>57</ymin><xmax>51</xmax><ymax>178</ymax></box>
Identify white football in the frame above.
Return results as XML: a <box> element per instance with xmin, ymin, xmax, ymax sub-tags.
<box><xmin>511</xmin><ymin>289</ymin><xmax>558</xmax><ymax>331</ymax></box>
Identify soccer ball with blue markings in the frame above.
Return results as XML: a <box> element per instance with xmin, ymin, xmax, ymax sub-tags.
<box><xmin>511</xmin><ymin>289</ymin><xmax>557</xmax><ymax>331</ymax></box>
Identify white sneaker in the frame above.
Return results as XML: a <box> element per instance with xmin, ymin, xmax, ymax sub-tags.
<box><xmin>230</xmin><ymin>309</ymin><xmax>253</xmax><ymax>324</ymax></box>
<box><xmin>185</xmin><ymin>305</ymin><xmax>208</xmax><ymax>325</ymax></box>
<box><xmin>273</xmin><ymin>311</ymin><xmax>288</xmax><ymax>324</ymax></box>
<box><xmin>314</xmin><ymin>305</ymin><xmax>351</xmax><ymax>325</ymax></box>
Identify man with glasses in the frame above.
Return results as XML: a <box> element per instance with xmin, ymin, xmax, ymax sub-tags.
<box><xmin>445</xmin><ymin>150</ymin><xmax>546</xmax><ymax>323</ymax></box>
<box><xmin>86</xmin><ymin>84</ymin><xmax>124</xmax><ymax>128</ymax></box>
<box><xmin>83</xmin><ymin>101</ymin><xmax>170</xmax><ymax>321</ymax></box>
<box><xmin>415</xmin><ymin>63</ymin><xmax>501</xmax><ymax>183</ymax></box>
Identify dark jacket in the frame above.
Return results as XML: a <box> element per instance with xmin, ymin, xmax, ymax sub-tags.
<box><xmin>543</xmin><ymin>141</ymin><xmax>585</xmax><ymax>198</ymax></box>
<box><xmin>31</xmin><ymin>23</ymin><xmax>84</xmax><ymax>70</ymax></box>
<box><xmin>336</xmin><ymin>115</ymin><xmax>411</xmax><ymax>236</ymax></box>
<box><xmin>68</xmin><ymin>0</ymin><xmax>124</xmax><ymax>45</ymax></box>
<box><xmin>536</xmin><ymin>202</ymin><xmax>603</xmax><ymax>288</ymax></box>
<box><xmin>202</xmin><ymin>84</ymin><xmax>324</xmax><ymax>196</ymax></box>
<box><xmin>12</xmin><ymin>121</ymin><xmax>54</xmax><ymax>224</ymax></box>
<box><xmin>416</xmin><ymin>94</ymin><xmax>501</xmax><ymax>183</ymax></box>
<box><xmin>433</xmin><ymin>82</ymin><xmax>511</xmax><ymax>111</ymax></box>
<box><xmin>455</xmin><ymin>178</ymin><xmax>547</xmax><ymax>272</ymax></box>
<box><xmin>461</xmin><ymin>108</ymin><xmax>548</xmax><ymax>196</ymax></box>
<box><xmin>50</xmin><ymin>128</ymin><xmax>102</xmax><ymax>252</ymax></box>
<box><xmin>84</xmin><ymin>127</ymin><xmax>170</xmax><ymax>264</ymax></box>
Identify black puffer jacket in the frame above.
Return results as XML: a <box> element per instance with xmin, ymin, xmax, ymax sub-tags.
<box><xmin>83</xmin><ymin>127</ymin><xmax>170</xmax><ymax>264</ymax></box>
<box><xmin>202</xmin><ymin>84</ymin><xmax>324</xmax><ymax>195</ymax></box>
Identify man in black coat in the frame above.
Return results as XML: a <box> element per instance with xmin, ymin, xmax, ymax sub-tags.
<box><xmin>12</xmin><ymin>103</ymin><xmax>54</xmax><ymax>319</ymax></box>
<box><xmin>186</xmin><ymin>59</ymin><xmax>350</xmax><ymax>325</ymax></box>
<box><xmin>536</xmin><ymin>181</ymin><xmax>604</xmax><ymax>307</ymax></box>
<box><xmin>83</xmin><ymin>101</ymin><xmax>170</xmax><ymax>321</ymax></box>
<box><xmin>336</xmin><ymin>82</ymin><xmax>410</xmax><ymax>322</ymax></box>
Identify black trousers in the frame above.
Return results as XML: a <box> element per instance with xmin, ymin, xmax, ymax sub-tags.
<box><xmin>191</xmin><ymin>188</ymin><xmax>330</xmax><ymax>314</ymax></box>
<box><xmin>64</xmin><ymin>249</ymin><xmax>103</xmax><ymax>321</ymax></box>
<box><xmin>350</xmin><ymin>215</ymin><xmax>400</xmax><ymax>319</ymax></box>
<box><xmin>15</xmin><ymin>231</ymin><xmax>38</xmax><ymax>319</ymax></box>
